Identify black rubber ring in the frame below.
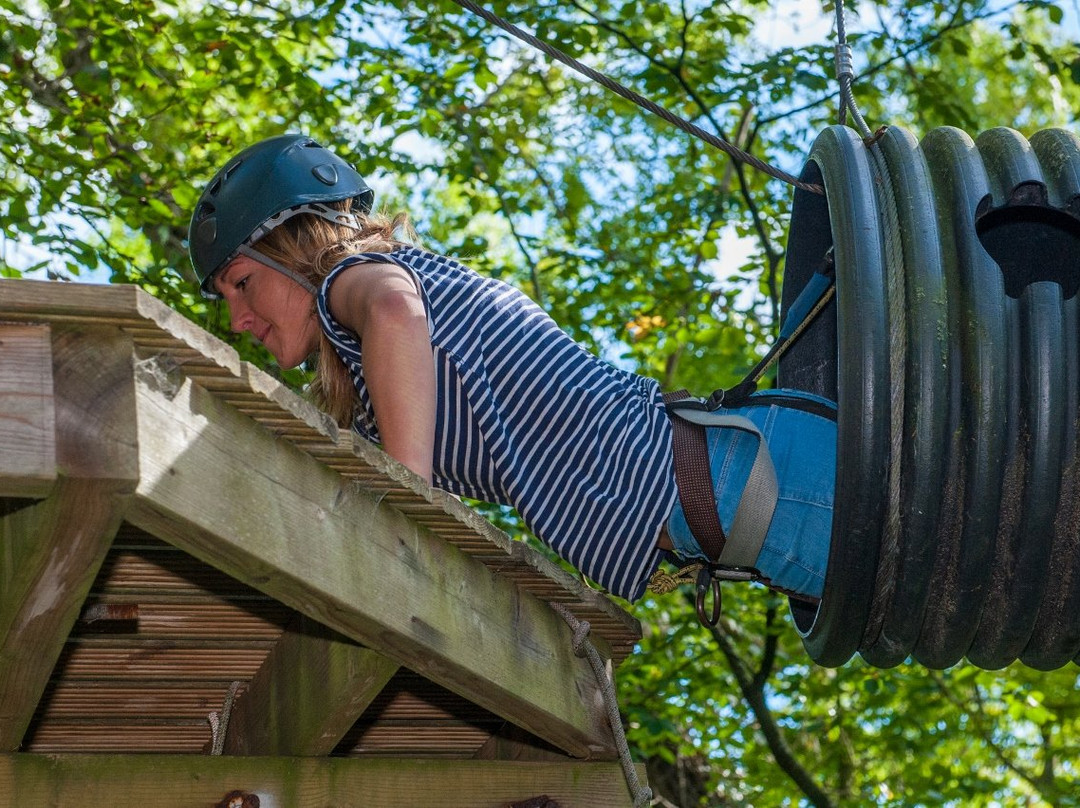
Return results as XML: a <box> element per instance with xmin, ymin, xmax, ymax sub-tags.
<box><xmin>781</xmin><ymin>126</ymin><xmax>890</xmax><ymax>667</ymax></box>
<box><xmin>859</xmin><ymin>126</ymin><xmax>951</xmax><ymax>668</ymax></box>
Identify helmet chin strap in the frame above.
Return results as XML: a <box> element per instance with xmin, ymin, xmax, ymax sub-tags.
<box><xmin>227</xmin><ymin>202</ymin><xmax>365</xmax><ymax>296</ymax></box>
<box><xmin>235</xmin><ymin>243</ymin><xmax>318</xmax><ymax>295</ymax></box>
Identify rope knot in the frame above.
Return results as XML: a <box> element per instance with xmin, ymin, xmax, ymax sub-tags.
<box><xmin>647</xmin><ymin>562</ymin><xmax>704</xmax><ymax>595</ymax></box>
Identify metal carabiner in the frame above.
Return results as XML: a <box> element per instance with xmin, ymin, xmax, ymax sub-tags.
<box><xmin>695</xmin><ymin>565</ymin><xmax>722</xmax><ymax>627</ymax></box>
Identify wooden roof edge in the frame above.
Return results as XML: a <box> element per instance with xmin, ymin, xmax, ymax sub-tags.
<box><xmin>0</xmin><ymin>277</ymin><xmax>642</xmax><ymax>651</ymax></box>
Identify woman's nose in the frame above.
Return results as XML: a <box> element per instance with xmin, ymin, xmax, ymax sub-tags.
<box><xmin>229</xmin><ymin>300</ymin><xmax>254</xmax><ymax>333</ymax></box>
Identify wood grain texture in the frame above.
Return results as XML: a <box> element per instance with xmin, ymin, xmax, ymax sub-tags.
<box><xmin>2</xmin><ymin>753</ymin><xmax>644</xmax><ymax>807</ymax></box>
<box><xmin>0</xmin><ymin>323</ymin><xmax>55</xmax><ymax>497</ymax></box>
<box><xmin>0</xmin><ymin>279</ymin><xmax>641</xmax><ymax>661</ymax></box>
<box><xmin>128</xmin><ymin>373</ymin><xmax>616</xmax><ymax>759</ymax></box>
<box><xmin>0</xmin><ymin>326</ymin><xmax>139</xmax><ymax>750</ymax></box>
<box><xmin>223</xmin><ymin>615</ymin><xmax>400</xmax><ymax>755</ymax></box>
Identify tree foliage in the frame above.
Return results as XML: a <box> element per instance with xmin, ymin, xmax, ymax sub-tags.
<box><xmin>3</xmin><ymin>0</ymin><xmax>1080</xmax><ymax>804</ymax></box>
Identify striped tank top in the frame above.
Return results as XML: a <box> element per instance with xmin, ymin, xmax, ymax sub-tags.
<box><xmin>316</xmin><ymin>247</ymin><xmax>678</xmax><ymax>600</ymax></box>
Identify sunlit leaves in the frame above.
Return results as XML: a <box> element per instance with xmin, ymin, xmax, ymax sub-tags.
<box><xmin>4</xmin><ymin>0</ymin><xmax>1080</xmax><ymax>804</ymax></box>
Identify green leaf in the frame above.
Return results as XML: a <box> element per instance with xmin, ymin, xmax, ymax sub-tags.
<box><xmin>5</xmin><ymin>4</ymin><xmax>1080</xmax><ymax>804</ymax></box>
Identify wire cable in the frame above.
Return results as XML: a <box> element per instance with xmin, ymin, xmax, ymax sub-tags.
<box><xmin>834</xmin><ymin>0</ymin><xmax>875</xmax><ymax>138</ymax></box>
<box><xmin>448</xmin><ymin>0</ymin><xmax>824</xmax><ymax>195</ymax></box>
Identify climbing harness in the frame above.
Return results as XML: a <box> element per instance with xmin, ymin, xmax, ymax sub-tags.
<box><xmin>447</xmin><ymin>0</ymin><xmax>823</xmax><ymax>195</ymax></box>
<box><xmin>549</xmin><ymin>602</ymin><xmax>652</xmax><ymax>808</ymax></box>
<box><xmin>650</xmin><ymin>267</ymin><xmax>838</xmax><ymax>627</ymax></box>
<box><xmin>723</xmin><ymin>248</ymin><xmax>836</xmax><ymax>405</ymax></box>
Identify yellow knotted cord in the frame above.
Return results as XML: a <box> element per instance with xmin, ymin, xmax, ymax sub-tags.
<box><xmin>647</xmin><ymin>562</ymin><xmax>705</xmax><ymax>596</ymax></box>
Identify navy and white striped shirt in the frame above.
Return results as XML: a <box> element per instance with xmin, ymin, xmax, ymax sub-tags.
<box><xmin>316</xmin><ymin>248</ymin><xmax>677</xmax><ymax>600</ymax></box>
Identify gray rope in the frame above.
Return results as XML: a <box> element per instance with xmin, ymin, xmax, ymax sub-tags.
<box><xmin>834</xmin><ymin>0</ymin><xmax>874</xmax><ymax>138</ymax></box>
<box><xmin>860</xmin><ymin>143</ymin><xmax>906</xmax><ymax>650</ymax></box>
<box><xmin>449</xmin><ymin>0</ymin><xmax>823</xmax><ymax>195</ymax></box>
<box><xmin>550</xmin><ymin>602</ymin><xmax>652</xmax><ymax>808</ymax></box>
<box><xmin>208</xmin><ymin>680</ymin><xmax>242</xmax><ymax>755</ymax></box>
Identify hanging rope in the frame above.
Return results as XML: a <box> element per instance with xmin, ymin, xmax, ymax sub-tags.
<box><xmin>549</xmin><ymin>602</ymin><xmax>653</xmax><ymax>808</ymax></box>
<box><xmin>208</xmin><ymin>680</ymin><xmax>242</xmax><ymax>755</ymax></box>
<box><xmin>448</xmin><ymin>0</ymin><xmax>824</xmax><ymax>195</ymax></box>
<box><xmin>834</xmin><ymin>0</ymin><xmax>875</xmax><ymax>139</ymax></box>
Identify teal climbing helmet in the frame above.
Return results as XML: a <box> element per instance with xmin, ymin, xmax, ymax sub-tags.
<box><xmin>188</xmin><ymin>133</ymin><xmax>374</xmax><ymax>298</ymax></box>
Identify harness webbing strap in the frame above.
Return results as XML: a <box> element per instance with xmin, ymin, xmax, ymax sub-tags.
<box><xmin>663</xmin><ymin>390</ymin><xmax>726</xmax><ymax>561</ymax></box>
<box><xmin>672</xmin><ymin>411</ymin><xmax>778</xmax><ymax>568</ymax></box>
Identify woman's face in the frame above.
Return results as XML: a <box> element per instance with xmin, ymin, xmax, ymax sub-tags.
<box><xmin>214</xmin><ymin>255</ymin><xmax>320</xmax><ymax>369</ymax></box>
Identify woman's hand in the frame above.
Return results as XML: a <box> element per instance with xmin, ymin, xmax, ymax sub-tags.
<box><xmin>326</xmin><ymin>262</ymin><xmax>436</xmax><ymax>486</ymax></box>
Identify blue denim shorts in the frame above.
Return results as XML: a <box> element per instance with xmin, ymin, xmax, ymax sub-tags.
<box><xmin>665</xmin><ymin>392</ymin><xmax>835</xmax><ymax>599</ymax></box>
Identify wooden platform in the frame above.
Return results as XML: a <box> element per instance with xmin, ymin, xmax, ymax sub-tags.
<box><xmin>0</xmin><ymin>278</ymin><xmax>645</xmax><ymax>806</ymax></box>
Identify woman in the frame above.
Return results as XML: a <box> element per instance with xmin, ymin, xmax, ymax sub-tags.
<box><xmin>188</xmin><ymin>133</ymin><xmax>831</xmax><ymax>604</ymax></box>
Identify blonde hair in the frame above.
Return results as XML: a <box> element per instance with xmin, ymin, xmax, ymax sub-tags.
<box><xmin>250</xmin><ymin>201</ymin><xmax>418</xmax><ymax>426</ymax></box>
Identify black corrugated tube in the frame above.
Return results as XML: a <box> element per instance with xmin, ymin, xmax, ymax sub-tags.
<box><xmin>780</xmin><ymin>125</ymin><xmax>1080</xmax><ymax>671</ymax></box>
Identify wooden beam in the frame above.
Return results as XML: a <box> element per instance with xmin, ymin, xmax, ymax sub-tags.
<box><xmin>0</xmin><ymin>277</ymin><xmax>342</xmax><ymax>439</ymax></box>
<box><xmin>0</xmin><ymin>278</ymin><xmax>642</xmax><ymax>663</ymax></box>
<box><xmin>1</xmin><ymin>753</ymin><xmax>644</xmax><ymax>807</ymax></box>
<box><xmin>0</xmin><ymin>326</ymin><xmax>138</xmax><ymax>750</ymax></box>
<box><xmin>474</xmin><ymin>723</ymin><xmax>572</xmax><ymax>762</ymax></box>
<box><xmin>127</xmin><ymin>369</ymin><xmax>617</xmax><ymax>760</ymax></box>
<box><xmin>0</xmin><ymin>324</ymin><xmax>55</xmax><ymax>498</ymax></box>
<box><xmin>46</xmin><ymin>325</ymin><xmax>140</xmax><ymax>484</ymax></box>
<box><xmin>223</xmin><ymin>614</ymin><xmax>399</xmax><ymax>755</ymax></box>
<box><xmin>0</xmin><ymin>480</ymin><xmax>130</xmax><ymax>750</ymax></box>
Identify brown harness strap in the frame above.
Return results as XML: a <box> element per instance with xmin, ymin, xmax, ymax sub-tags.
<box><xmin>663</xmin><ymin>390</ymin><xmax>726</xmax><ymax>561</ymax></box>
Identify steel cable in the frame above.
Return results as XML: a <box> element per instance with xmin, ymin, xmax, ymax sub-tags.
<box><xmin>448</xmin><ymin>0</ymin><xmax>824</xmax><ymax>195</ymax></box>
<box><xmin>834</xmin><ymin>0</ymin><xmax>874</xmax><ymax>139</ymax></box>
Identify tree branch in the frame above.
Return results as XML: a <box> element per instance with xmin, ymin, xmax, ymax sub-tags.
<box><xmin>751</xmin><ymin>601</ymin><xmax>779</xmax><ymax>692</ymax></box>
<box><xmin>685</xmin><ymin>591</ymin><xmax>834</xmax><ymax>807</ymax></box>
<box><xmin>758</xmin><ymin>0</ymin><xmax>1029</xmax><ymax>126</ymax></box>
<box><xmin>928</xmin><ymin>670</ymin><xmax>1070</xmax><ymax>802</ymax></box>
<box><xmin>561</xmin><ymin>5</ymin><xmax>785</xmax><ymax>325</ymax></box>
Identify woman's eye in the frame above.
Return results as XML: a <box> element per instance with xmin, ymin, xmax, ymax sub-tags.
<box><xmin>237</xmin><ymin>277</ymin><xmax>249</xmax><ymax>291</ymax></box>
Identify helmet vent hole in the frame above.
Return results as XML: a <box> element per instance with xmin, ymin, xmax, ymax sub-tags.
<box><xmin>221</xmin><ymin>160</ymin><xmax>243</xmax><ymax>183</ymax></box>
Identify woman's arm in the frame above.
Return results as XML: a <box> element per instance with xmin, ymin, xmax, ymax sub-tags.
<box><xmin>326</xmin><ymin>262</ymin><xmax>436</xmax><ymax>486</ymax></box>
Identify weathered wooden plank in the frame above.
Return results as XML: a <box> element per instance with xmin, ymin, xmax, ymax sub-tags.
<box><xmin>1</xmin><ymin>753</ymin><xmax>644</xmax><ymax>807</ymax></box>
<box><xmin>0</xmin><ymin>323</ymin><xmax>55</xmax><ymax>498</ymax></box>
<box><xmin>0</xmin><ymin>279</ymin><xmax>340</xmax><ymax>442</ymax></box>
<box><xmin>0</xmin><ymin>278</ymin><xmax>145</xmax><ymax>321</ymax></box>
<box><xmin>0</xmin><ymin>326</ymin><xmax>138</xmax><ymax>750</ymax></box>
<box><xmin>127</xmin><ymin>372</ymin><xmax>617</xmax><ymax>760</ymax></box>
<box><xmin>0</xmin><ymin>481</ymin><xmax>130</xmax><ymax>750</ymax></box>
<box><xmin>49</xmin><ymin>325</ymin><xmax>140</xmax><ymax>484</ymax></box>
<box><xmin>223</xmin><ymin>615</ymin><xmax>400</xmax><ymax>755</ymax></box>
<box><xmin>474</xmin><ymin>723</ymin><xmax>572</xmax><ymax>762</ymax></box>
<box><xmin>0</xmin><ymin>280</ymin><xmax>642</xmax><ymax>661</ymax></box>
